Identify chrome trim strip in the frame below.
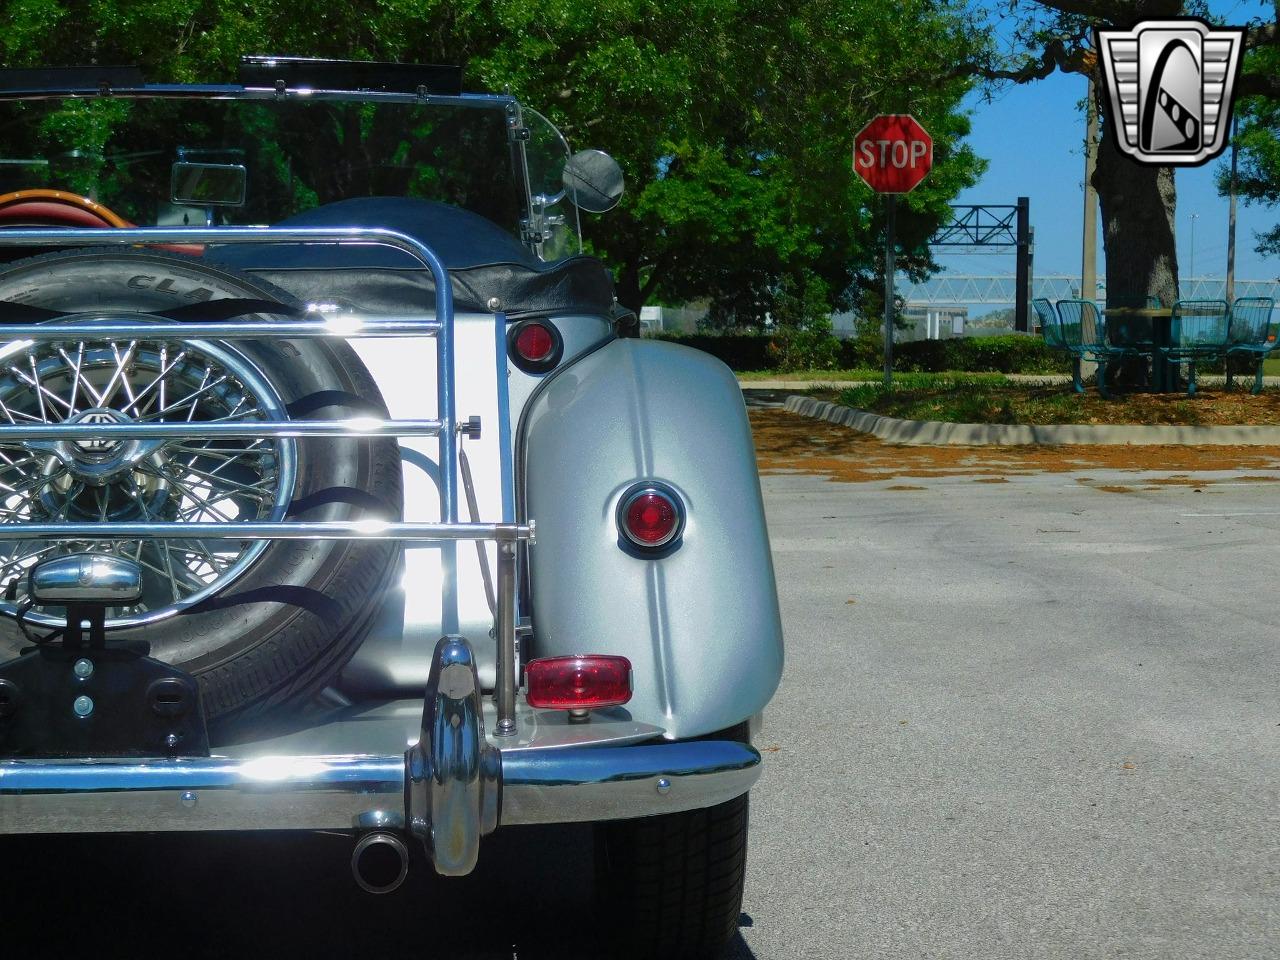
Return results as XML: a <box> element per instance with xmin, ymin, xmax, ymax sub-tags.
<box><xmin>0</xmin><ymin>740</ymin><xmax>759</xmax><ymax>837</ymax></box>
<box><xmin>0</xmin><ymin>87</ymin><xmax>516</xmax><ymax>108</ymax></box>
<box><xmin>0</xmin><ymin>318</ymin><xmax>442</xmax><ymax>339</ymax></box>
<box><xmin>0</xmin><ymin>522</ymin><xmax>534</xmax><ymax>542</ymax></box>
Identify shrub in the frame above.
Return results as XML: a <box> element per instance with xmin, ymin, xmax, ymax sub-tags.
<box><xmin>654</xmin><ymin>331</ymin><xmax>1070</xmax><ymax>375</ymax></box>
<box><xmin>890</xmin><ymin>335</ymin><xmax>1070</xmax><ymax>374</ymax></box>
<box><xmin>651</xmin><ymin>333</ymin><xmax>774</xmax><ymax>370</ymax></box>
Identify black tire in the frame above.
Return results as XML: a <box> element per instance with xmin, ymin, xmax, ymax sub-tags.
<box><xmin>596</xmin><ymin>722</ymin><xmax>752</xmax><ymax>960</ymax></box>
<box><xmin>0</xmin><ymin>248</ymin><xmax>403</xmax><ymax>727</ymax></box>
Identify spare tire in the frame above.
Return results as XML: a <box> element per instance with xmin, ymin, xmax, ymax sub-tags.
<box><xmin>0</xmin><ymin>248</ymin><xmax>404</xmax><ymax>727</ymax></box>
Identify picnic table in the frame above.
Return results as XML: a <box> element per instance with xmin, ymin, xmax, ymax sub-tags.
<box><xmin>1037</xmin><ymin>296</ymin><xmax>1275</xmax><ymax>397</ymax></box>
<box><xmin>1103</xmin><ymin>305</ymin><xmax>1177</xmax><ymax>392</ymax></box>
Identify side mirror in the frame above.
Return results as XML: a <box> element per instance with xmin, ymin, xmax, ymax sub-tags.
<box><xmin>171</xmin><ymin>162</ymin><xmax>247</xmax><ymax>207</ymax></box>
<box><xmin>561</xmin><ymin>150</ymin><xmax>624</xmax><ymax>213</ymax></box>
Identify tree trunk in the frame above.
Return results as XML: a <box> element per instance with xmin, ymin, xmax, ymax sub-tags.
<box><xmin>1092</xmin><ymin>83</ymin><xmax>1180</xmax><ymax>386</ymax></box>
<box><xmin>1093</xmin><ymin>103</ymin><xmax>1179</xmax><ymax>309</ymax></box>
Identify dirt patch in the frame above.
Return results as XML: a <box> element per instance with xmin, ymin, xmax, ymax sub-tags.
<box><xmin>751</xmin><ymin>407</ymin><xmax>1280</xmax><ymax>483</ymax></box>
<box><xmin>884</xmin><ymin>484</ymin><xmax>926</xmax><ymax>491</ymax></box>
<box><xmin>1093</xmin><ymin>485</ymin><xmax>1136</xmax><ymax>494</ymax></box>
<box><xmin>831</xmin><ymin>382</ymin><xmax>1280</xmax><ymax>426</ymax></box>
<box><xmin>974</xmin><ymin>477</ymin><xmax>1010</xmax><ymax>484</ymax></box>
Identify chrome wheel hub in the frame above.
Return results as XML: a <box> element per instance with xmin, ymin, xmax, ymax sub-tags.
<box><xmin>0</xmin><ymin>324</ymin><xmax>298</xmax><ymax>627</ymax></box>
<box><xmin>31</xmin><ymin>407</ymin><xmax>165</xmax><ymax>485</ymax></box>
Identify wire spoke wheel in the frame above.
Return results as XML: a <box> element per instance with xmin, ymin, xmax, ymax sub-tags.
<box><xmin>0</xmin><ymin>329</ymin><xmax>297</xmax><ymax>627</ymax></box>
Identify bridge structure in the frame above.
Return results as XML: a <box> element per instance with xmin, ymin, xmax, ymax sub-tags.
<box><xmin>900</xmin><ymin>275</ymin><xmax>1280</xmax><ymax>310</ymax></box>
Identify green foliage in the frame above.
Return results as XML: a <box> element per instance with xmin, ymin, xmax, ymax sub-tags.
<box><xmin>766</xmin><ymin>270</ymin><xmax>840</xmax><ymax>372</ymax></box>
<box><xmin>890</xmin><ymin>334</ymin><xmax>1069</xmax><ymax>374</ymax></box>
<box><xmin>1220</xmin><ymin>44</ymin><xmax>1280</xmax><ymax>257</ymax></box>
<box><xmin>652</xmin><ymin>333</ymin><xmax>774</xmax><ymax>371</ymax></box>
<box><xmin>657</xmin><ymin>330</ymin><xmax>1067</xmax><ymax>375</ymax></box>
<box><xmin>0</xmin><ymin>0</ymin><xmax>986</xmax><ymax>322</ymax></box>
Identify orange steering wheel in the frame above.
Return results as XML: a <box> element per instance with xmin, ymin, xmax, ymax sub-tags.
<box><xmin>0</xmin><ymin>189</ymin><xmax>132</xmax><ymax>228</ymax></box>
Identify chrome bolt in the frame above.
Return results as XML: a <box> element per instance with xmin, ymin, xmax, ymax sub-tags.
<box><xmin>72</xmin><ymin>695</ymin><xmax>94</xmax><ymax>717</ymax></box>
<box><xmin>165</xmin><ymin>733</ymin><xmax>180</xmax><ymax>749</ymax></box>
<box><xmin>72</xmin><ymin>658</ymin><xmax>94</xmax><ymax>680</ymax></box>
<box><xmin>180</xmin><ymin>791</ymin><xmax>198</xmax><ymax>809</ymax></box>
<box><xmin>656</xmin><ymin>777</ymin><xmax>671</xmax><ymax>796</ymax></box>
<box><xmin>486</xmin><ymin>297</ymin><xmax>502</xmax><ymax>312</ymax></box>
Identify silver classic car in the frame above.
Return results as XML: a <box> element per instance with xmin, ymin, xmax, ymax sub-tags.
<box><xmin>0</xmin><ymin>58</ymin><xmax>783</xmax><ymax>959</ymax></box>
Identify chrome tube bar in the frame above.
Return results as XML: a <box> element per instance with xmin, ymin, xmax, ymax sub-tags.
<box><xmin>0</xmin><ymin>756</ymin><xmax>405</xmax><ymax>833</ymax></box>
<box><xmin>0</xmin><ymin>420</ymin><xmax>442</xmax><ymax>441</ymax></box>
<box><xmin>494</xmin><ymin>542</ymin><xmax>518</xmax><ymax>736</ymax></box>
<box><xmin>0</xmin><ymin>522</ymin><xmax>533</xmax><ymax>542</ymax></box>
<box><xmin>0</xmin><ymin>318</ymin><xmax>441</xmax><ymax>339</ymax></box>
<box><xmin>0</xmin><ymin>740</ymin><xmax>760</xmax><ymax>835</ymax></box>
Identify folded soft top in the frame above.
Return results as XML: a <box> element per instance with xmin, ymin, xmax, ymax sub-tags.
<box><xmin>209</xmin><ymin>196</ymin><xmax>615</xmax><ymax>319</ymax></box>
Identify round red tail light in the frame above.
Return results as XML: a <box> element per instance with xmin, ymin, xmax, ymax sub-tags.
<box><xmin>515</xmin><ymin>323</ymin><xmax>554</xmax><ymax>361</ymax></box>
<box><xmin>619</xmin><ymin>485</ymin><xmax>684</xmax><ymax>550</ymax></box>
<box><xmin>508</xmin><ymin>320</ymin><xmax>562</xmax><ymax>372</ymax></box>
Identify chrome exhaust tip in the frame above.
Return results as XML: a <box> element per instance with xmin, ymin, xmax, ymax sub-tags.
<box><xmin>351</xmin><ymin>832</ymin><xmax>409</xmax><ymax>895</ymax></box>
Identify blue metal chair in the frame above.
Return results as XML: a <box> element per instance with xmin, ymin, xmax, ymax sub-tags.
<box><xmin>1053</xmin><ymin>298</ymin><xmax>1137</xmax><ymax>397</ymax></box>
<box><xmin>1034</xmin><ymin>298</ymin><xmax>1084</xmax><ymax>390</ymax></box>
<box><xmin>1161</xmin><ymin>299</ymin><xmax>1230</xmax><ymax>396</ymax></box>
<box><xmin>1224</xmin><ymin>297</ymin><xmax>1276</xmax><ymax>394</ymax></box>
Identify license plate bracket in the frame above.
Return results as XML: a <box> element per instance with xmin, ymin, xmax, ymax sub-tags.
<box><xmin>0</xmin><ymin>645</ymin><xmax>209</xmax><ymax>758</ymax></box>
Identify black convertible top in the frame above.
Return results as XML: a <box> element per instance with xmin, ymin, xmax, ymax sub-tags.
<box><xmin>210</xmin><ymin>197</ymin><xmax>615</xmax><ymax>319</ymax></box>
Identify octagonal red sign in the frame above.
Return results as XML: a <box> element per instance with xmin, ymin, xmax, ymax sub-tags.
<box><xmin>853</xmin><ymin>114</ymin><xmax>933</xmax><ymax>194</ymax></box>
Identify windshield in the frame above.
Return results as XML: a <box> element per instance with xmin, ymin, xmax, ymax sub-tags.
<box><xmin>0</xmin><ymin>96</ymin><xmax>579</xmax><ymax>258</ymax></box>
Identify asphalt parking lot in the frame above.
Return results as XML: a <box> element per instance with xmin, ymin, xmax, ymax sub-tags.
<box><xmin>4</xmin><ymin>408</ymin><xmax>1278</xmax><ymax>959</ymax></box>
<box><xmin>737</xmin><ymin>408</ymin><xmax>1280</xmax><ymax>960</ymax></box>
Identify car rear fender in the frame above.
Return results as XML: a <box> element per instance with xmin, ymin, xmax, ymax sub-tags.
<box><xmin>520</xmin><ymin>339</ymin><xmax>783</xmax><ymax>739</ymax></box>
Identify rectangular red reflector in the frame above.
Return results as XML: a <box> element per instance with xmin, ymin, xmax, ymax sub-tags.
<box><xmin>525</xmin><ymin>655</ymin><xmax>633</xmax><ymax>710</ymax></box>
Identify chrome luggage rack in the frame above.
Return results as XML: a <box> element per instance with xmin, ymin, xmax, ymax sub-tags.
<box><xmin>0</xmin><ymin>226</ymin><xmax>531</xmax><ymax>736</ymax></box>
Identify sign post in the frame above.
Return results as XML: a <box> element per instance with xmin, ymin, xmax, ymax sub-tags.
<box><xmin>853</xmin><ymin>114</ymin><xmax>933</xmax><ymax>388</ymax></box>
<box><xmin>883</xmin><ymin>195</ymin><xmax>896</xmax><ymax>387</ymax></box>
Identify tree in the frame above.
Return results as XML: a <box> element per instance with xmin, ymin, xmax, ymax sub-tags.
<box><xmin>0</xmin><ymin>0</ymin><xmax>987</xmax><ymax>323</ymax></box>
<box><xmin>1218</xmin><ymin>11</ymin><xmax>1280</xmax><ymax>258</ymax></box>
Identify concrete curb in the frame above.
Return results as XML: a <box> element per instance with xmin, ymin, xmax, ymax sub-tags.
<box><xmin>739</xmin><ymin>375</ymin><xmax>1280</xmax><ymax>391</ymax></box>
<box><xmin>782</xmin><ymin>395</ymin><xmax>1280</xmax><ymax>446</ymax></box>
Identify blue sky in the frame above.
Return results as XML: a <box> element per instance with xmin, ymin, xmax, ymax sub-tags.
<box><xmin>933</xmin><ymin>0</ymin><xmax>1277</xmax><ymax>299</ymax></box>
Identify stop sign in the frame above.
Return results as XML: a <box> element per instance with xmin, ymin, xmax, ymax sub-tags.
<box><xmin>853</xmin><ymin>114</ymin><xmax>933</xmax><ymax>193</ymax></box>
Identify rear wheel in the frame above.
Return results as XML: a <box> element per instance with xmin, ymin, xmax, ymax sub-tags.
<box><xmin>596</xmin><ymin>722</ymin><xmax>751</xmax><ymax>960</ymax></box>
<box><xmin>0</xmin><ymin>248</ymin><xmax>404</xmax><ymax>727</ymax></box>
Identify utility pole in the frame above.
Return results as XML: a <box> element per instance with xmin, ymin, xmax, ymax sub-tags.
<box><xmin>1014</xmin><ymin>196</ymin><xmax>1030</xmax><ymax>331</ymax></box>
<box><xmin>1082</xmin><ymin>79</ymin><xmax>1098</xmax><ymax>303</ymax></box>
<box><xmin>1227</xmin><ymin>114</ymin><xmax>1239</xmax><ymax>304</ymax></box>
<box><xmin>1189</xmin><ymin>212</ymin><xmax>1199</xmax><ymax>287</ymax></box>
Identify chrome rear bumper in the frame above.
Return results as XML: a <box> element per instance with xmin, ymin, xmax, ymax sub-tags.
<box><xmin>0</xmin><ymin>638</ymin><xmax>761</xmax><ymax>876</ymax></box>
<box><xmin>0</xmin><ymin>740</ymin><xmax>759</xmax><ymax>833</ymax></box>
